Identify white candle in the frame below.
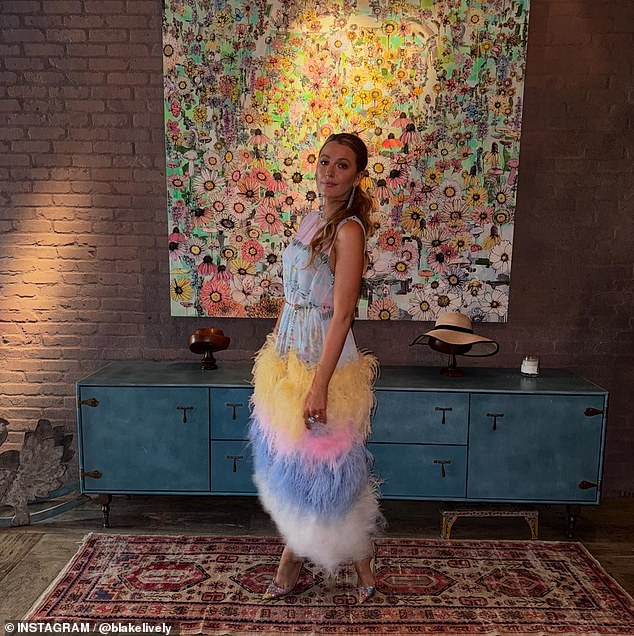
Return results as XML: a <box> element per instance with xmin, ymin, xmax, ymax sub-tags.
<box><xmin>521</xmin><ymin>355</ymin><xmax>539</xmax><ymax>376</ymax></box>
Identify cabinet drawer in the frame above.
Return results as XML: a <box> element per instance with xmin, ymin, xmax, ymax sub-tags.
<box><xmin>211</xmin><ymin>440</ymin><xmax>255</xmax><ymax>493</ymax></box>
<box><xmin>369</xmin><ymin>443</ymin><xmax>466</xmax><ymax>499</ymax></box>
<box><xmin>372</xmin><ymin>391</ymin><xmax>468</xmax><ymax>444</ymax></box>
<box><xmin>211</xmin><ymin>388</ymin><xmax>252</xmax><ymax>439</ymax></box>
<box><xmin>468</xmin><ymin>394</ymin><xmax>605</xmax><ymax>502</ymax></box>
<box><xmin>79</xmin><ymin>386</ymin><xmax>209</xmax><ymax>492</ymax></box>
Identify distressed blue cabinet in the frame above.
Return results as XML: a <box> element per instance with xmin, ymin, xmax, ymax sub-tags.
<box><xmin>467</xmin><ymin>394</ymin><xmax>605</xmax><ymax>501</ymax></box>
<box><xmin>77</xmin><ymin>362</ymin><xmax>607</xmax><ymax>531</ymax></box>
<box><xmin>78</xmin><ymin>386</ymin><xmax>209</xmax><ymax>492</ymax></box>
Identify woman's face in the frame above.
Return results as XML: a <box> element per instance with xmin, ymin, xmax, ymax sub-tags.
<box><xmin>317</xmin><ymin>142</ymin><xmax>361</xmax><ymax>201</ymax></box>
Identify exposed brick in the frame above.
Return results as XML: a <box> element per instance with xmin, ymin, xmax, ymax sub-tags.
<box><xmin>84</xmin><ymin>1</ymin><xmax>125</xmax><ymax>13</ymax></box>
<box><xmin>43</xmin><ymin>1</ymin><xmax>82</xmax><ymax>13</ymax></box>
<box><xmin>2</xmin><ymin>2</ymin><xmax>42</xmax><ymax>13</ymax></box>
<box><xmin>2</xmin><ymin>29</ymin><xmax>45</xmax><ymax>43</ymax></box>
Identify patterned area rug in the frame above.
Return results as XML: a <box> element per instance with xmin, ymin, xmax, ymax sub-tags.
<box><xmin>24</xmin><ymin>534</ymin><xmax>634</xmax><ymax>635</ymax></box>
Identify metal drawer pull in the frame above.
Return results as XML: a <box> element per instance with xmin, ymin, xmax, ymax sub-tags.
<box><xmin>578</xmin><ymin>480</ymin><xmax>599</xmax><ymax>490</ymax></box>
<box><xmin>225</xmin><ymin>402</ymin><xmax>244</xmax><ymax>420</ymax></box>
<box><xmin>226</xmin><ymin>455</ymin><xmax>244</xmax><ymax>472</ymax></box>
<box><xmin>81</xmin><ymin>470</ymin><xmax>102</xmax><ymax>479</ymax></box>
<box><xmin>434</xmin><ymin>407</ymin><xmax>453</xmax><ymax>425</ymax></box>
<box><xmin>176</xmin><ymin>406</ymin><xmax>193</xmax><ymax>423</ymax></box>
<box><xmin>78</xmin><ymin>398</ymin><xmax>99</xmax><ymax>407</ymax></box>
<box><xmin>486</xmin><ymin>412</ymin><xmax>504</xmax><ymax>431</ymax></box>
<box><xmin>584</xmin><ymin>407</ymin><xmax>604</xmax><ymax>417</ymax></box>
<box><xmin>433</xmin><ymin>459</ymin><xmax>451</xmax><ymax>478</ymax></box>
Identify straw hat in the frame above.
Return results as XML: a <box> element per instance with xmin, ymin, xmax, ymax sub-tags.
<box><xmin>411</xmin><ymin>311</ymin><xmax>499</xmax><ymax>357</ymax></box>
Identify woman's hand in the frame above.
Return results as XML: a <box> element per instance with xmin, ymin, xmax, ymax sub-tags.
<box><xmin>303</xmin><ymin>379</ymin><xmax>328</xmax><ymax>429</ymax></box>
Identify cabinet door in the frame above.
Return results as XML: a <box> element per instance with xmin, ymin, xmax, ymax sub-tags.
<box><xmin>372</xmin><ymin>390</ymin><xmax>468</xmax><ymax>444</ymax></box>
<box><xmin>211</xmin><ymin>388</ymin><xmax>252</xmax><ymax>439</ymax></box>
<box><xmin>468</xmin><ymin>394</ymin><xmax>605</xmax><ymax>502</ymax></box>
<box><xmin>79</xmin><ymin>387</ymin><xmax>209</xmax><ymax>492</ymax></box>
<box><xmin>369</xmin><ymin>443</ymin><xmax>467</xmax><ymax>499</ymax></box>
<box><xmin>211</xmin><ymin>440</ymin><xmax>255</xmax><ymax>493</ymax></box>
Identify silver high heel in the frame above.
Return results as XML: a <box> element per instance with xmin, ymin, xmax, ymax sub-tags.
<box><xmin>356</xmin><ymin>545</ymin><xmax>377</xmax><ymax>604</ymax></box>
<box><xmin>262</xmin><ymin>560</ymin><xmax>303</xmax><ymax>601</ymax></box>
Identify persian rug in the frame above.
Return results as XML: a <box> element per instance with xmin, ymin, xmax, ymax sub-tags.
<box><xmin>24</xmin><ymin>534</ymin><xmax>634</xmax><ymax>635</ymax></box>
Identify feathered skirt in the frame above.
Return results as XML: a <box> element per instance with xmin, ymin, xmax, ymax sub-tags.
<box><xmin>249</xmin><ymin>336</ymin><xmax>383</xmax><ymax>574</ymax></box>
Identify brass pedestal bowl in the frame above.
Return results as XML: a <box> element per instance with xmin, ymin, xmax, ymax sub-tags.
<box><xmin>188</xmin><ymin>328</ymin><xmax>230</xmax><ymax>370</ymax></box>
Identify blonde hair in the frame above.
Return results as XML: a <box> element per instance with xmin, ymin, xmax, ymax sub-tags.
<box><xmin>309</xmin><ymin>133</ymin><xmax>375</xmax><ymax>265</ymax></box>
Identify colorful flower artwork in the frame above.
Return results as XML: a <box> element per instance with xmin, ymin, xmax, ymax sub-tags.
<box><xmin>163</xmin><ymin>0</ymin><xmax>530</xmax><ymax>321</ymax></box>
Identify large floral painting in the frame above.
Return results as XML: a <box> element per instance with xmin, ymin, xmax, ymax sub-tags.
<box><xmin>163</xmin><ymin>0</ymin><xmax>529</xmax><ymax>320</ymax></box>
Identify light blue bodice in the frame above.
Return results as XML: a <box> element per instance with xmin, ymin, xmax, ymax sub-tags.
<box><xmin>275</xmin><ymin>212</ymin><xmax>365</xmax><ymax>366</ymax></box>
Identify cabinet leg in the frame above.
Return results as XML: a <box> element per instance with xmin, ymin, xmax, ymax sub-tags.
<box><xmin>97</xmin><ymin>494</ymin><xmax>112</xmax><ymax>528</ymax></box>
<box><xmin>525</xmin><ymin>514</ymin><xmax>539</xmax><ymax>540</ymax></box>
<box><xmin>566</xmin><ymin>504</ymin><xmax>580</xmax><ymax>539</ymax></box>
<box><xmin>441</xmin><ymin>514</ymin><xmax>457</xmax><ymax>540</ymax></box>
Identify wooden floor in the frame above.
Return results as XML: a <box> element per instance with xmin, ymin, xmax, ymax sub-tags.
<box><xmin>1</xmin><ymin>495</ymin><xmax>633</xmax><ymax>622</ymax></box>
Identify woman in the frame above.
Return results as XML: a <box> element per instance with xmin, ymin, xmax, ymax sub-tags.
<box><xmin>249</xmin><ymin>133</ymin><xmax>382</xmax><ymax>603</ymax></box>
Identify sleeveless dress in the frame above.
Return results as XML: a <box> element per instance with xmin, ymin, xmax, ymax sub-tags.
<box><xmin>249</xmin><ymin>211</ymin><xmax>383</xmax><ymax>575</ymax></box>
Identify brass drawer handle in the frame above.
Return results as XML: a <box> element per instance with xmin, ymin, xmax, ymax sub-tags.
<box><xmin>433</xmin><ymin>459</ymin><xmax>451</xmax><ymax>478</ymax></box>
<box><xmin>578</xmin><ymin>480</ymin><xmax>599</xmax><ymax>490</ymax></box>
<box><xmin>584</xmin><ymin>407</ymin><xmax>604</xmax><ymax>417</ymax></box>
<box><xmin>434</xmin><ymin>407</ymin><xmax>453</xmax><ymax>425</ymax></box>
<box><xmin>78</xmin><ymin>398</ymin><xmax>99</xmax><ymax>407</ymax></box>
<box><xmin>226</xmin><ymin>455</ymin><xmax>244</xmax><ymax>472</ymax></box>
<box><xmin>225</xmin><ymin>402</ymin><xmax>244</xmax><ymax>421</ymax></box>
<box><xmin>486</xmin><ymin>412</ymin><xmax>504</xmax><ymax>431</ymax></box>
<box><xmin>177</xmin><ymin>406</ymin><xmax>193</xmax><ymax>423</ymax></box>
<box><xmin>81</xmin><ymin>470</ymin><xmax>102</xmax><ymax>479</ymax></box>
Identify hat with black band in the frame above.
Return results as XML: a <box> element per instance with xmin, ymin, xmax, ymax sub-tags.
<box><xmin>410</xmin><ymin>311</ymin><xmax>499</xmax><ymax>357</ymax></box>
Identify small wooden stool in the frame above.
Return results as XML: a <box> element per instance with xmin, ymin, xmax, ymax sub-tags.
<box><xmin>440</xmin><ymin>505</ymin><xmax>539</xmax><ymax>540</ymax></box>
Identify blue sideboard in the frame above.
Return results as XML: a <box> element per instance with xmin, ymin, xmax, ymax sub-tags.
<box><xmin>77</xmin><ymin>362</ymin><xmax>608</xmax><ymax>535</ymax></box>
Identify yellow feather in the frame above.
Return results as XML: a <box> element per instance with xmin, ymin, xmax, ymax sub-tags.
<box><xmin>252</xmin><ymin>338</ymin><xmax>378</xmax><ymax>441</ymax></box>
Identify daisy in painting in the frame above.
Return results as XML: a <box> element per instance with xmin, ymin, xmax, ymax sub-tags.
<box><xmin>202</xmin><ymin>150</ymin><xmax>221</xmax><ymax>172</ymax></box>
<box><xmin>408</xmin><ymin>288</ymin><xmax>436</xmax><ymax>321</ymax></box>
<box><xmin>442</xmin><ymin>199</ymin><xmax>470</xmax><ymax>231</ymax></box>
<box><xmin>389</xmin><ymin>254</ymin><xmax>413</xmax><ymax>281</ymax></box>
<box><xmin>185</xmin><ymin>237</ymin><xmax>206</xmax><ymax>262</ymax></box>
<box><xmin>465</xmin><ymin>185</ymin><xmax>488</xmax><ymax>208</ymax></box>
<box><xmin>441</xmin><ymin>266</ymin><xmax>469</xmax><ymax>294</ymax></box>
<box><xmin>237</xmin><ymin>175</ymin><xmax>261</xmax><ymax>202</ymax></box>
<box><xmin>368</xmin><ymin>297</ymin><xmax>400</xmax><ymax>321</ymax></box>
<box><xmin>200</xmin><ymin>279</ymin><xmax>232</xmax><ymax>316</ymax></box>
<box><xmin>489</xmin><ymin>240</ymin><xmax>512</xmax><ymax>275</ymax></box>
<box><xmin>261</xmin><ymin>243</ymin><xmax>284</xmax><ymax>276</ymax></box>
<box><xmin>229</xmin><ymin>258</ymin><xmax>257</xmax><ymax>276</ymax></box>
<box><xmin>170</xmin><ymin>276</ymin><xmax>192</xmax><ymax>303</ymax></box>
<box><xmin>241</xmin><ymin>240</ymin><xmax>264</xmax><ymax>264</ymax></box>
<box><xmin>378</xmin><ymin>227</ymin><xmax>402</xmax><ymax>252</ymax></box>
<box><xmin>254</xmin><ymin>207</ymin><xmax>283</xmax><ymax>236</ymax></box>
<box><xmin>426</xmin><ymin>244</ymin><xmax>456</xmax><ymax>274</ymax></box>
<box><xmin>480</xmin><ymin>288</ymin><xmax>507</xmax><ymax>318</ymax></box>
<box><xmin>471</xmin><ymin>205</ymin><xmax>494</xmax><ymax>226</ymax></box>
<box><xmin>432</xmin><ymin>290</ymin><xmax>461</xmax><ymax>313</ymax></box>
<box><xmin>193</xmin><ymin>169</ymin><xmax>219</xmax><ymax>198</ymax></box>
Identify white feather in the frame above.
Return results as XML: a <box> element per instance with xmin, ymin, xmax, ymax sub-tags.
<box><xmin>255</xmin><ymin>474</ymin><xmax>383</xmax><ymax>575</ymax></box>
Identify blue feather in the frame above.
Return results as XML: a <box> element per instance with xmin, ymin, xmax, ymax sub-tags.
<box><xmin>249</xmin><ymin>420</ymin><xmax>372</xmax><ymax>520</ymax></box>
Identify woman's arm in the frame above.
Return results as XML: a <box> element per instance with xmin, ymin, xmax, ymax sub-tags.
<box><xmin>303</xmin><ymin>221</ymin><xmax>365</xmax><ymax>426</ymax></box>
